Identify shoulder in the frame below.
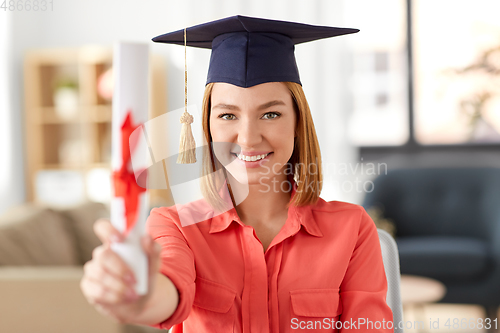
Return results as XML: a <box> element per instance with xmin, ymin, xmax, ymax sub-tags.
<box><xmin>147</xmin><ymin>205</ymin><xmax>181</xmax><ymax>229</ymax></box>
<box><xmin>146</xmin><ymin>206</ymin><xmax>183</xmax><ymax>239</ymax></box>
<box><xmin>148</xmin><ymin>198</ymin><xmax>216</xmax><ymax>224</ymax></box>
<box><xmin>308</xmin><ymin>198</ymin><xmax>375</xmax><ymax>233</ymax></box>
<box><xmin>312</xmin><ymin>198</ymin><xmax>370</xmax><ymax>220</ymax></box>
<box><xmin>146</xmin><ymin>199</ymin><xmax>216</xmax><ymax>236</ymax></box>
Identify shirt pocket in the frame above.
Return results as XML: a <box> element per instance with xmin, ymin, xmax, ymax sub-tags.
<box><xmin>190</xmin><ymin>276</ymin><xmax>236</xmax><ymax>332</ymax></box>
<box><xmin>290</xmin><ymin>289</ymin><xmax>342</xmax><ymax>332</ymax></box>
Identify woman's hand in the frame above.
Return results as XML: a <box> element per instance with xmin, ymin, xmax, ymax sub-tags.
<box><xmin>80</xmin><ymin>218</ymin><xmax>162</xmax><ymax>324</ymax></box>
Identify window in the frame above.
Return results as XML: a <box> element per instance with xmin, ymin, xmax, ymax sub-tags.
<box><xmin>345</xmin><ymin>0</ymin><xmax>408</xmax><ymax>146</ymax></box>
<box><xmin>349</xmin><ymin>0</ymin><xmax>500</xmax><ymax>149</ymax></box>
<box><xmin>413</xmin><ymin>0</ymin><xmax>500</xmax><ymax>144</ymax></box>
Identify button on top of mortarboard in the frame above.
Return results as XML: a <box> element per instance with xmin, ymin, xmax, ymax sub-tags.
<box><xmin>152</xmin><ymin>15</ymin><xmax>359</xmax><ymax>88</ymax></box>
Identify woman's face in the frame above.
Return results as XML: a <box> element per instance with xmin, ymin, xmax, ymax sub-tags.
<box><xmin>209</xmin><ymin>82</ymin><xmax>296</xmax><ymax>186</ymax></box>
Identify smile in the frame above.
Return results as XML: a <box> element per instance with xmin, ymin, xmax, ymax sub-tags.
<box><xmin>232</xmin><ymin>152</ymin><xmax>271</xmax><ymax>162</ymax></box>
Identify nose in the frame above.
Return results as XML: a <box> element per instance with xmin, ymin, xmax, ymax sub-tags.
<box><xmin>237</xmin><ymin>117</ymin><xmax>262</xmax><ymax>149</ymax></box>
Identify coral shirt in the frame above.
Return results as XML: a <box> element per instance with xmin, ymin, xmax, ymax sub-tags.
<box><xmin>146</xmin><ymin>191</ymin><xmax>393</xmax><ymax>333</ymax></box>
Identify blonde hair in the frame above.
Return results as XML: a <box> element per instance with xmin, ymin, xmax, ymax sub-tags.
<box><xmin>200</xmin><ymin>82</ymin><xmax>323</xmax><ymax>208</ymax></box>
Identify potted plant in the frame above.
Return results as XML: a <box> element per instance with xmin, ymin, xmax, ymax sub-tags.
<box><xmin>53</xmin><ymin>78</ymin><xmax>79</xmax><ymax>119</ymax></box>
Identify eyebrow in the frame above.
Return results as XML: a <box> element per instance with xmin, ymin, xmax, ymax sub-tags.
<box><xmin>212</xmin><ymin>100</ymin><xmax>286</xmax><ymax>111</ymax></box>
<box><xmin>258</xmin><ymin>100</ymin><xmax>286</xmax><ymax>110</ymax></box>
<box><xmin>212</xmin><ymin>103</ymin><xmax>239</xmax><ymax>111</ymax></box>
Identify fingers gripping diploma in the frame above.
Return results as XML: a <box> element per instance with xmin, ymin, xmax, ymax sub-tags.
<box><xmin>110</xmin><ymin>226</ymin><xmax>149</xmax><ymax>296</ymax></box>
<box><xmin>80</xmin><ymin>219</ymin><xmax>162</xmax><ymax>323</ymax></box>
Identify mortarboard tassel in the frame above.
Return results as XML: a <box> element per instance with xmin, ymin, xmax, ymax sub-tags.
<box><xmin>177</xmin><ymin>28</ymin><xmax>197</xmax><ymax>164</ymax></box>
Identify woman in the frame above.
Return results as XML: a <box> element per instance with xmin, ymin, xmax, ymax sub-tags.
<box><xmin>81</xmin><ymin>16</ymin><xmax>394</xmax><ymax>332</ymax></box>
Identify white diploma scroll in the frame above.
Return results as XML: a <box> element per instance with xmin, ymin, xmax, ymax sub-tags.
<box><xmin>110</xmin><ymin>42</ymin><xmax>150</xmax><ymax>295</ymax></box>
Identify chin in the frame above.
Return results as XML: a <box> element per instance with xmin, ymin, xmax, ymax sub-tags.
<box><xmin>224</xmin><ymin>169</ymin><xmax>260</xmax><ymax>186</ymax></box>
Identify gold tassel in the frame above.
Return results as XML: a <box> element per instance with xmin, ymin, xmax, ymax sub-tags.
<box><xmin>177</xmin><ymin>27</ymin><xmax>197</xmax><ymax>164</ymax></box>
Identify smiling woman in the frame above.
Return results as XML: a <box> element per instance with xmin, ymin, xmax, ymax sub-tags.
<box><xmin>80</xmin><ymin>15</ymin><xmax>394</xmax><ymax>333</ymax></box>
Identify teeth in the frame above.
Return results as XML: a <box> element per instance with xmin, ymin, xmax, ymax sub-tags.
<box><xmin>237</xmin><ymin>153</ymin><xmax>269</xmax><ymax>162</ymax></box>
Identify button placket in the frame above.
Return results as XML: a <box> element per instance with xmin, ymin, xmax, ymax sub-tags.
<box><xmin>269</xmin><ymin>242</ymin><xmax>283</xmax><ymax>333</ymax></box>
<box><xmin>240</xmin><ymin>225</ymin><xmax>270</xmax><ymax>333</ymax></box>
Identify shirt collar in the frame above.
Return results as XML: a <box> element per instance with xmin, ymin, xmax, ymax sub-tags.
<box><xmin>209</xmin><ymin>178</ymin><xmax>323</xmax><ymax>237</ymax></box>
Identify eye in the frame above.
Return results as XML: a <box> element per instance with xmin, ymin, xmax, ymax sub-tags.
<box><xmin>218</xmin><ymin>113</ymin><xmax>236</xmax><ymax>120</ymax></box>
<box><xmin>262</xmin><ymin>112</ymin><xmax>281</xmax><ymax>120</ymax></box>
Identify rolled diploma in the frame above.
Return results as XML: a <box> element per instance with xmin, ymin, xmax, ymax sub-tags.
<box><xmin>110</xmin><ymin>195</ymin><xmax>148</xmax><ymax>295</ymax></box>
<box><xmin>111</xmin><ymin>42</ymin><xmax>150</xmax><ymax>295</ymax></box>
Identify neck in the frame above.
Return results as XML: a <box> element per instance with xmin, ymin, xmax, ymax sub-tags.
<box><xmin>227</xmin><ymin>173</ymin><xmax>292</xmax><ymax>226</ymax></box>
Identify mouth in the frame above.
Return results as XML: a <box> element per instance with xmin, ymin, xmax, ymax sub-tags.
<box><xmin>230</xmin><ymin>152</ymin><xmax>272</xmax><ymax>162</ymax></box>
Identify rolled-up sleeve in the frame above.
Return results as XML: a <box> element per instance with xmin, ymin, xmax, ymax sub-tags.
<box><xmin>339</xmin><ymin>208</ymin><xmax>394</xmax><ymax>332</ymax></box>
<box><xmin>146</xmin><ymin>207</ymin><xmax>196</xmax><ymax>330</ymax></box>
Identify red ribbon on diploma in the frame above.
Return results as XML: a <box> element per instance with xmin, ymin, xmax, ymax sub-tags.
<box><xmin>112</xmin><ymin>110</ymin><xmax>146</xmax><ymax>235</ymax></box>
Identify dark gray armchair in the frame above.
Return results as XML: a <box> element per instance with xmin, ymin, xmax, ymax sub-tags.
<box><xmin>362</xmin><ymin>167</ymin><xmax>500</xmax><ymax>318</ymax></box>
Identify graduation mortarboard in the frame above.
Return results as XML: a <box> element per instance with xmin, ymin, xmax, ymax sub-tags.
<box><xmin>152</xmin><ymin>15</ymin><xmax>359</xmax><ymax>88</ymax></box>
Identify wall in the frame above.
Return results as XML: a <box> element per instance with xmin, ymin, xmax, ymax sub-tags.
<box><xmin>0</xmin><ymin>13</ymin><xmax>22</xmax><ymax>215</ymax></box>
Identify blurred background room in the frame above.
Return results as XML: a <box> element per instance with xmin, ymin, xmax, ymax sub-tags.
<box><xmin>0</xmin><ymin>0</ymin><xmax>499</xmax><ymax>332</ymax></box>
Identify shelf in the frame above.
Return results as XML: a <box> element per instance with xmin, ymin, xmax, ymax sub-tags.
<box><xmin>41</xmin><ymin>163</ymin><xmax>85</xmax><ymax>170</ymax></box>
<box><xmin>29</xmin><ymin>105</ymin><xmax>112</xmax><ymax>124</ymax></box>
<box><xmin>33</xmin><ymin>107</ymin><xmax>84</xmax><ymax>124</ymax></box>
<box><xmin>93</xmin><ymin>122</ymin><xmax>112</xmax><ymax>164</ymax></box>
<box><xmin>40</xmin><ymin>163</ymin><xmax>110</xmax><ymax>170</ymax></box>
<box><xmin>88</xmin><ymin>163</ymin><xmax>111</xmax><ymax>169</ymax></box>
<box><xmin>24</xmin><ymin>46</ymin><xmax>168</xmax><ymax>206</ymax></box>
<box><xmin>89</xmin><ymin>105</ymin><xmax>112</xmax><ymax>123</ymax></box>
<box><xmin>41</xmin><ymin>124</ymin><xmax>95</xmax><ymax>170</ymax></box>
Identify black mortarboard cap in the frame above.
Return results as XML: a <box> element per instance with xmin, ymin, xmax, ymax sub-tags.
<box><xmin>152</xmin><ymin>15</ymin><xmax>359</xmax><ymax>88</ymax></box>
